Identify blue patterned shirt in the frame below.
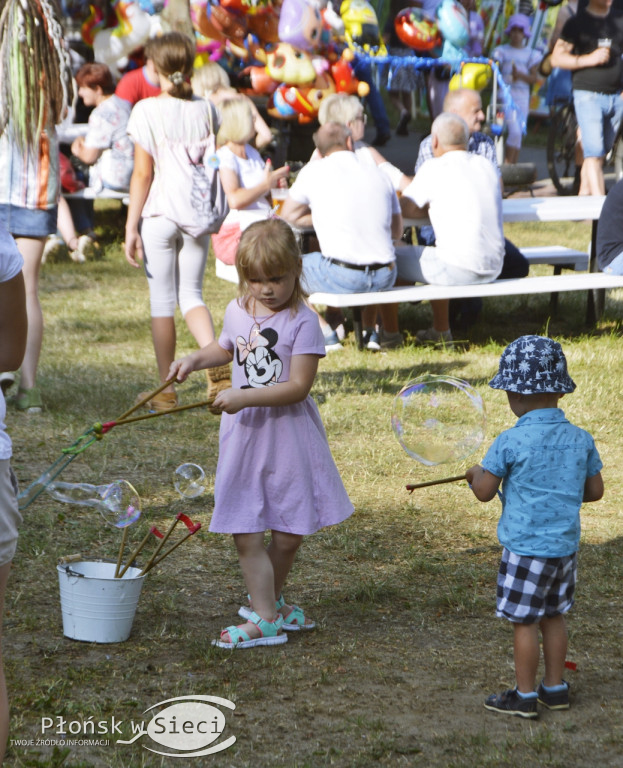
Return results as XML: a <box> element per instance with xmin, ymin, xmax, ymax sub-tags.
<box><xmin>481</xmin><ymin>408</ymin><xmax>602</xmax><ymax>558</ymax></box>
<box><xmin>415</xmin><ymin>131</ymin><xmax>499</xmax><ymax>174</ymax></box>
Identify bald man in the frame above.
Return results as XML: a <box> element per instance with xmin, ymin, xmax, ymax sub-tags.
<box><xmin>415</xmin><ymin>88</ymin><xmax>529</xmax><ymax>329</ymax></box>
<box><xmin>396</xmin><ymin>113</ymin><xmax>505</xmax><ymax>346</ymax></box>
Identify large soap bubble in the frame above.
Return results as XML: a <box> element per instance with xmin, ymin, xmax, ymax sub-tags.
<box><xmin>173</xmin><ymin>463</ymin><xmax>207</xmax><ymax>499</ymax></box>
<box><xmin>46</xmin><ymin>479</ymin><xmax>142</xmax><ymax>528</ymax></box>
<box><xmin>391</xmin><ymin>375</ymin><xmax>485</xmax><ymax>465</ymax></box>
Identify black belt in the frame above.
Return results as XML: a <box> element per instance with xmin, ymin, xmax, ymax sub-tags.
<box><xmin>323</xmin><ymin>256</ymin><xmax>394</xmax><ymax>272</ymax></box>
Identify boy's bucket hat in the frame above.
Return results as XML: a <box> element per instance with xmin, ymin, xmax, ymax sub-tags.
<box><xmin>504</xmin><ymin>13</ymin><xmax>532</xmax><ymax>37</ymax></box>
<box><xmin>489</xmin><ymin>335</ymin><xmax>576</xmax><ymax>395</ymax></box>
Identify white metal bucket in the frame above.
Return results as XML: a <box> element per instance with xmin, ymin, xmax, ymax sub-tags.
<box><xmin>57</xmin><ymin>561</ymin><xmax>145</xmax><ymax>643</ymax></box>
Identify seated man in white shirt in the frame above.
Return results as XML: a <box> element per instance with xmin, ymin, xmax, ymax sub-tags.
<box><xmin>280</xmin><ymin>122</ymin><xmax>404</xmax><ymax>351</ymax></box>
<box><xmin>396</xmin><ymin>112</ymin><xmax>505</xmax><ymax>346</ymax></box>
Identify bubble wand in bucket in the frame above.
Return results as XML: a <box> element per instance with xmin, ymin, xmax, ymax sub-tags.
<box><xmin>391</xmin><ymin>375</ymin><xmax>486</xmax><ymax>490</ymax></box>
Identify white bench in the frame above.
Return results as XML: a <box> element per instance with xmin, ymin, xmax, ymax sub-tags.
<box><xmin>308</xmin><ymin>272</ymin><xmax>623</xmax><ymax>348</ymax></box>
<box><xmin>63</xmin><ymin>188</ymin><xmax>129</xmax><ymax>205</ymax></box>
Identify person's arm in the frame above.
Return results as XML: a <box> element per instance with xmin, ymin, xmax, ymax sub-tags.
<box><xmin>280</xmin><ymin>196</ymin><xmax>313</xmax><ymax>229</ymax></box>
<box><xmin>399</xmin><ymin>195</ymin><xmax>428</xmax><ymax>218</ymax></box>
<box><xmin>214</xmin><ymin>354</ymin><xmax>319</xmax><ymax>413</ymax></box>
<box><xmin>583</xmin><ymin>471</ymin><xmax>604</xmax><ymax>502</ymax></box>
<box><xmin>465</xmin><ymin>464</ymin><xmax>502</xmax><ymax>502</ymax></box>
<box><xmin>513</xmin><ymin>62</ymin><xmax>539</xmax><ymax>86</ymax></box>
<box><xmin>0</xmin><ymin>271</ymin><xmax>26</xmax><ymax>372</ymax></box>
<box><xmin>391</xmin><ymin>210</ymin><xmax>404</xmax><ymax>240</ymax></box>
<box><xmin>551</xmin><ymin>37</ymin><xmax>610</xmax><ymax>71</ymax></box>
<box><xmin>219</xmin><ymin>159</ymin><xmax>289</xmax><ymax>210</ymax></box>
<box><xmin>124</xmin><ymin>143</ymin><xmax>153</xmax><ymax>268</ymax></box>
<box><xmin>169</xmin><ymin>339</ymin><xmax>234</xmax><ymax>383</ymax></box>
<box><xmin>70</xmin><ymin>134</ymin><xmax>102</xmax><ymax>166</ymax></box>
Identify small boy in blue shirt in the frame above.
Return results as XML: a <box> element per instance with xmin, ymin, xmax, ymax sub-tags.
<box><xmin>466</xmin><ymin>335</ymin><xmax>604</xmax><ymax>719</ymax></box>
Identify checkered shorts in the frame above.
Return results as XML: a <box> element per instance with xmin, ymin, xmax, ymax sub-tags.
<box><xmin>496</xmin><ymin>547</ymin><xmax>577</xmax><ymax>624</ymax></box>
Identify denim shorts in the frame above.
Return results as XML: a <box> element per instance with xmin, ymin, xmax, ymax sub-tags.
<box><xmin>394</xmin><ymin>244</ymin><xmax>497</xmax><ymax>285</ymax></box>
<box><xmin>573</xmin><ymin>90</ymin><xmax>623</xmax><ymax>158</ymax></box>
<box><xmin>301</xmin><ymin>252</ymin><xmax>396</xmax><ymax>294</ymax></box>
<box><xmin>0</xmin><ymin>203</ymin><xmax>58</xmax><ymax>238</ymax></box>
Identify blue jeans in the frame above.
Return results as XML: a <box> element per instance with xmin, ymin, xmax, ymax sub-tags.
<box><xmin>352</xmin><ymin>55</ymin><xmax>390</xmax><ymax>136</ymax></box>
<box><xmin>603</xmin><ymin>251</ymin><xmax>623</xmax><ymax>274</ymax></box>
<box><xmin>301</xmin><ymin>252</ymin><xmax>396</xmax><ymax>293</ymax></box>
<box><xmin>573</xmin><ymin>90</ymin><xmax>623</xmax><ymax>158</ymax></box>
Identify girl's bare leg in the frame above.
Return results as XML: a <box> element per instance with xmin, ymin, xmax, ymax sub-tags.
<box><xmin>151</xmin><ymin>316</ymin><xmax>176</xmax><ymax>394</ymax></box>
<box><xmin>15</xmin><ymin>237</ymin><xmax>45</xmax><ymax>391</ymax></box>
<box><xmin>221</xmin><ymin>533</ymin><xmax>277</xmax><ymax>642</ymax></box>
<box><xmin>183</xmin><ymin>305</ymin><xmax>215</xmax><ymax>348</ymax></box>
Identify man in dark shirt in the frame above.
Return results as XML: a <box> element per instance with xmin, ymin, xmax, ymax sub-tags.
<box><xmin>551</xmin><ymin>0</ymin><xmax>623</xmax><ymax>194</ymax></box>
<box><xmin>596</xmin><ymin>178</ymin><xmax>623</xmax><ymax>272</ymax></box>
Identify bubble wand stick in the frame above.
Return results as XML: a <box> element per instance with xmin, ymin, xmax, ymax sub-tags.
<box><xmin>406</xmin><ymin>474</ymin><xmax>467</xmax><ymax>491</ymax></box>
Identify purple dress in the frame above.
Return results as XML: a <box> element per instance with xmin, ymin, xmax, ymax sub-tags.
<box><xmin>210</xmin><ymin>299</ymin><xmax>354</xmax><ymax>535</ymax></box>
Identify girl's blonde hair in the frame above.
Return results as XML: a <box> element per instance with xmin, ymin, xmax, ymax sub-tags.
<box><xmin>149</xmin><ymin>31</ymin><xmax>195</xmax><ymax>100</ymax></box>
<box><xmin>236</xmin><ymin>219</ymin><xmax>306</xmax><ymax>312</ymax></box>
<box><xmin>318</xmin><ymin>93</ymin><xmax>363</xmax><ymax>126</ymax></box>
<box><xmin>217</xmin><ymin>98</ymin><xmax>255</xmax><ymax>145</ymax></box>
<box><xmin>192</xmin><ymin>61</ymin><xmax>230</xmax><ymax>97</ymax></box>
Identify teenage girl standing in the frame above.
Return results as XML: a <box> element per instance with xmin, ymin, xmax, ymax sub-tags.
<box><xmin>169</xmin><ymin>218</ymin><xmax>353</xmax><ymax>648</ymax></box>
<box><xmin>125</xmin><ymin>32</ymin><xmax>230</xmax><ymax>412</ymax></box>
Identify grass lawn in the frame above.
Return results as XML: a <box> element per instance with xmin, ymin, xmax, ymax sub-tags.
<box><xmin>4</xmin><ymin>203</ymin><xmax>623</xmax><ymax>767</ymax></box>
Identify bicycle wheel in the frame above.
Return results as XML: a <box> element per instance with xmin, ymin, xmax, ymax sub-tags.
<box><xmin>547</xmin><ymin>103</ymin><xmax>581</xmax><ymax>195</ymax></box>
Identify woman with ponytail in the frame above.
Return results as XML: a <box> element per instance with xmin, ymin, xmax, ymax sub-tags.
<box><xmin>125</xmin><ymin>32</ymin><xmax>231</xmax><ymax>413</ymax></box>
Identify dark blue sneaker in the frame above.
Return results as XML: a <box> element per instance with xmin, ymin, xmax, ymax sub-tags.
<box><xmin>362</xmin><ymin>329</ymin><xmax>380</xmax><ymax>351</ymax></box>
<box><xmin>484</xmin><ymin>688</ymin><xmax>538</xmax><ymax>719</ymax></box>
<box><xmin>537</xmin><ymin>680</ymin><xmax>570</xmax><ymax>710</ymax></box>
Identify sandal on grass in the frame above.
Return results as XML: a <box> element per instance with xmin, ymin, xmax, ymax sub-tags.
<box><xmin>238</xmin><ymin>594</ymin><xmax>316</xmax><ymax>632</ymax></box>
<box><xmin>212</xmin><ymin>611</ymin><xmax>288</xmax><ymax>649</ymax></box>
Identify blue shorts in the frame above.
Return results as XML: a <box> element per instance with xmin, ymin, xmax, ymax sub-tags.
<box><xmin>496</xmin><ymin>547</ymin><xmax>577</xmax><ymax>624</ymax></box>
<box><xmin>301</xmin><ymin>252</ymin><xmax>396</xmax><ymax>294</ymax></box>
<box><xmin>573</xmin><ymin>90</ymin><xmax>623</xmax><ymax>158</ymax></box>
<box><xmin>0</xmin><ymin>204</ymin><xmax>58</xmax><ymax>238</ymax></box>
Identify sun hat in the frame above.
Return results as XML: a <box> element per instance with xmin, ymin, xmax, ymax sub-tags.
<box><xmin>504</xmin><ymin>13</ymin><xmax>532</xmax><ymax>37</ymax></box>
<box><xmin>489</xmin><ymin>335</ymin><xmax>576</xmax><ymax>395</ymax></box>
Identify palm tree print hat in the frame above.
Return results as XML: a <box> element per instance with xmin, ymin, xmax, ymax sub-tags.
<box><xmin>489</xmin><ymin>335</ymin><xmax>576</xmax><ymax>394</ymax></box>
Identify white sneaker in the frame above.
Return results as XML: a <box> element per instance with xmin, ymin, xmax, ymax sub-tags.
<box><xmin>42</xmin><ymin>235</ymin><xmax>67</xmax><ymax>264</ymax></box>
<box><xmin>415</xmin><ymin>327</ymin><xmax>453</xmax><ymax>349</ymax></box>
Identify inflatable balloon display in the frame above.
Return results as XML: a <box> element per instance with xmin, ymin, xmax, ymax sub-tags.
<box><xmin>278</xmin><ymin>0</ymin><xmax>323</xmax><ymax>51</ymax></box>
<box><xmin>394</xmin><ymin>7</ymin><xmax>441</xmax><ymax>52</ymax></box>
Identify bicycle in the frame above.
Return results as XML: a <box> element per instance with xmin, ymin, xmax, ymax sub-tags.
<box><xmin>547</xmin><ymin>99</ymin><xmax>623</xmax><ymax>195</ymax></box>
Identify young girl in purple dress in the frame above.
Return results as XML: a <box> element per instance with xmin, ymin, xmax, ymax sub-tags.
<box><xmin>169</xmin><ymin>218</ymin><xmax>353</xmax><ymax>648</ymax></box>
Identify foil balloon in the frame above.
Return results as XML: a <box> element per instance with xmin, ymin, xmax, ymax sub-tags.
<box><xmin>394</xmin><ymin>7</ymin><xmax>441</xmax><ymax>52</ymax></box>
<box><xmin>278</xmin><ymin>0</ymin><xmax>323</xmax><ymax>51</ymax></box>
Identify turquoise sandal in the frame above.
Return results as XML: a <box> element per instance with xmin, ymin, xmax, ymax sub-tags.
<box><xmin>212</xmin><ymin>611</ymin><xmax>288</xmax><ymax>649</ymax></box>
<box><xmin>238</xmin><ymin>595</ymin><xmax>316</xmax><ymax>632</ymax></box>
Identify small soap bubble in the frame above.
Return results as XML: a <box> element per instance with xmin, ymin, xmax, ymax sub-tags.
<box><xmin>391</xmin><ymin>375</ymin><xmax>485</xmax><ymax>466</ymax></box>
<box><xmin>173</xmin><ymin>463</ymin><xmax>206</xmax><ymax>498</ymax></box>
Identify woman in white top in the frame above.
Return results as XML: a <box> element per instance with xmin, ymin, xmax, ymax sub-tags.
<box><xmin>125</xmin><ymin>32</ymin><xmax>229</xmax><ymax>412</ymax></box>
<box><xmin>217</xmin><ymin>99</ymin><xmax>289</xmax><ymax>232</ymax></box>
